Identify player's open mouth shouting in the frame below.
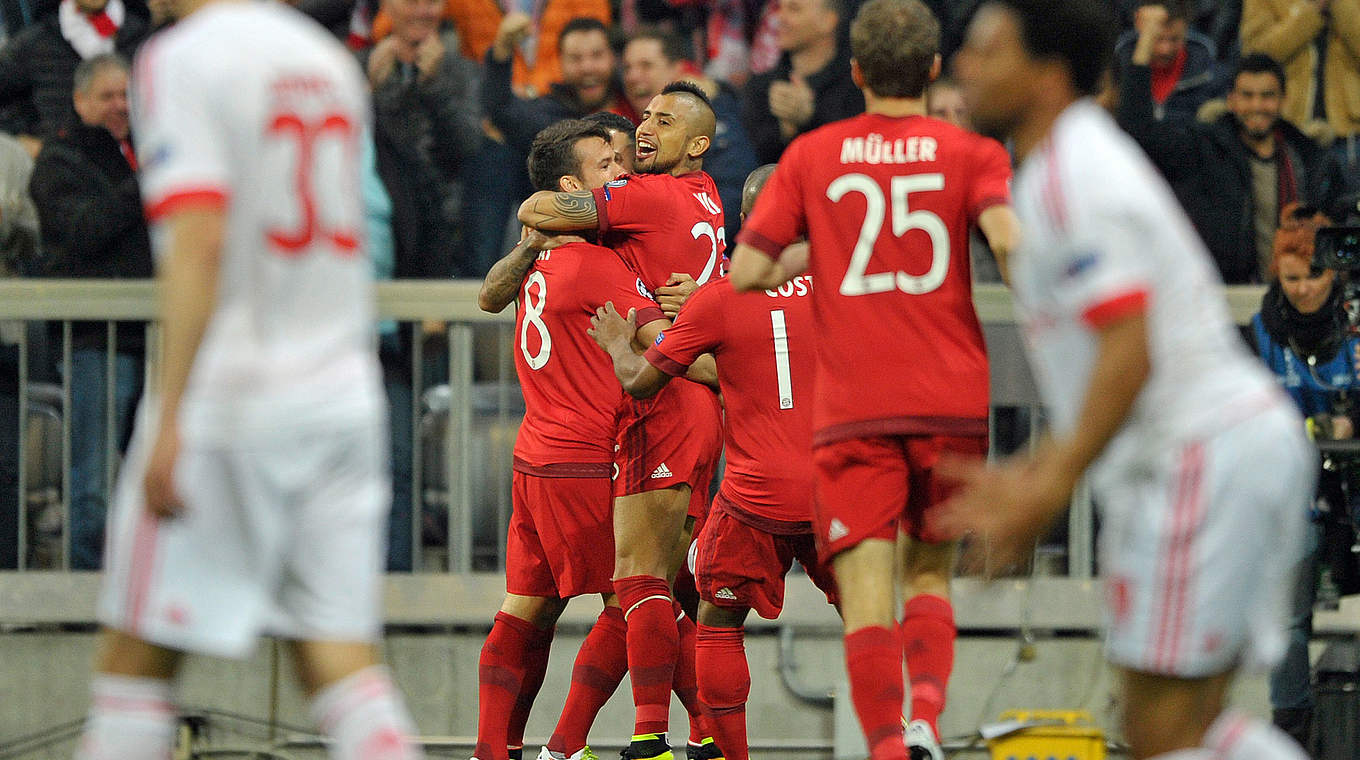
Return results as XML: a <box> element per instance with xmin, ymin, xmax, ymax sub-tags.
<box><xmin>635</xmin><ymin>137</ymin><xmax>658</xmax><ymax>161</ymax></box>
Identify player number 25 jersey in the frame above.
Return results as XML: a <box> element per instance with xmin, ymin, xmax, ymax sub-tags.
<box><xmin>738</xmin><ymin>114</ymin><xmax>1012</xmax><ymax>444</ymax></box>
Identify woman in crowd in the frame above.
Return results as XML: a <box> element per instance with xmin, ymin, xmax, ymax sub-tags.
<box><xmin>1249</xmin><ymin>201</ymin><xmax>1360</xmax><ymax>750</ymax></box>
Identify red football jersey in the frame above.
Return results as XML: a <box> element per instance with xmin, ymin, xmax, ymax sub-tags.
<box><xmin>737</xmin><ymin>114</ymin><xmax>1011</xmax><ymax>445</ymax></box>
<box><xmin>644</xmin><ymin>276</ymin><xmax>816</xmax><ymax>525</ymax></box>
<box><xmin>514</xmin><ymin>242</ymin><xmax>665</xmax><ymax>471</ymax></box>
<box><xmin>592</xmin><ymin>171</ymin><xmax>727</xmax><ymax>292</ymax></box>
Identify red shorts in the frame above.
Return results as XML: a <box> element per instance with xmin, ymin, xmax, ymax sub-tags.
<box><xmin>812</xmin><ymin>434</ymin><xmax>988</xmax><ymax>559</ymax></box>
<box><xmin>693</xmin><ymin>496</ymin><xmax>839</xmax><ymax>620</ymax></box>
<box><xmin>614</xmin><ymin>382</ymin><xmax>722</xmax><ymax>519</ymax></box>
<box><xmin>506</xmin><ymin>471</ymin><xmax>615</xmax><ymax>598</ymax></box>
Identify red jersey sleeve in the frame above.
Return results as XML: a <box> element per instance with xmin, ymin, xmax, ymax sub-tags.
<box><xmin>591</xmin><ymin>174</ymin><xmax>670</xmax><ymax>236</ymax></box>
<box><xmin>642</xmin><ymin>279</ymin><xmax>726</xmax><ymax>377</ymax></box>
<box><xmin>590</xmin><ymin>249</ymin><xmax>666</xmax><ymax>326</ymax></box>
<box><xmin>735</xmin><ymin>142</ymin><xmax>807</xmax><ymax>258</ymax></box>
<box><xmin>967</xmin><ymin>136</ymin><xmax>1012</xmax><ymax>223</ymax></box>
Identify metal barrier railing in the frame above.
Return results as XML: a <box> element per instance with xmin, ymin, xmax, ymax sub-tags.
<box><xmin>0</xmin><ymin>279</ymin><xmax>1270</xmax><ymax>577</ymax></box>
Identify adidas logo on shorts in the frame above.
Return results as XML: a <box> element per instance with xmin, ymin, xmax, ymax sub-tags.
<box><xmin>828</xmin><ymin>519</ymin><xmax>849</xmax><ymax>541</ymax></box>
<box><xmin>651</xmin><ymin>463</ymin><xmax>674</xmax><ymax>479</ymax></box>
<box><xmin>714</xmin><ymin>587</ymin><xmax>738</xmax><ymax>601</ymax></box>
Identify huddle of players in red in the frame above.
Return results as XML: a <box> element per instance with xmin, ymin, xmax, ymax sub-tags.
<box><xmin>473</xmin><ymin>3</ymin><xmax>1013</xmax><ymax>758</ymax></box>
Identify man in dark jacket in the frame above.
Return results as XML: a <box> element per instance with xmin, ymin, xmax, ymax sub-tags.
<box><xmin>361</xmin><ymin>0</ymin><xmax>483</xmax><ymax>278</ymax></box>
<box><xmin>28</xmin><ymin>52</ymin><xmax>149</xmax><ymax>569</ymax></box>
<box><xmin>481</xmin><ymin>15</ymin><xmax>635</xmax><ymax>160</ymax></box>
<box><xmin>0</xmin><ymin>0</ymin><xmax>148</xmax><ymax>144</ymax></box>
<box><xmin>1118</xmin><ymin>50</ymin><xmax>1348</xmax><ymax>284</ymax></box>
<box><xmin>742</xmin><ymin>0</ymin><xmax>864</xmax><ymax>164</ymax></box>
<box><xmin>1115</xmin><ymin>0</ymin><xmax>1224</xmax><ymax>125</ymax></box>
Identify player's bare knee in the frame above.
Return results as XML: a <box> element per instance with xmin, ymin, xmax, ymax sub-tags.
<box><xmin>697</xmin><ymin>600</ymin><xmax>747</xmax><ymax>628</ymax></box>
<box><xmin>500</xmin><ymin>593</ymin><xmax>567</xmax><ymax>629</ymax></box>
<box><xmin>289</xmin><ymin>640</ymin><xmax>379</xmax><ymax>697</ymax></box>
<box><xmin>95</xmin><ymin>628</ymin><xmax>181</xmax><ymax>680</ymax></box>
<box><xmin>833</xmin><ymin>540</ymin><xmax>897</xmax><ymax>631</ymax></box>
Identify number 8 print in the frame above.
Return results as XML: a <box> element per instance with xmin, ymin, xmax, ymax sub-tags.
<box><xmin>520</xmin><ymin>271</ymin><xmax>552</xmax><ymax>370</ymax></box>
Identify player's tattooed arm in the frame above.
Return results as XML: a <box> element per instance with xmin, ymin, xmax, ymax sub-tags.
<box><xmin>478</xmin><ymin>228</ymin><xmax>584</xmax><ymax>313</ymax></box>
<box><xmin>588</xmin><ymin>302</ymin><xmax>671</xmax><ymax>398</ymax></box>
<box><xmin>517</xmin><ymin>190</ymin><xmax>599</xmax><ymax>232</ymax></box>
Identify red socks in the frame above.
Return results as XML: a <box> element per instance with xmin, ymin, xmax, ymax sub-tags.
<box><xmin>673</xmin><ymin>601</ymin><xmax>713</xmax><ymax>746</ymax></box>
<box><xmin>508</xmin><ymin>620</ymin><xmax>554</xmax><ymax>754</ymax></box>
<box><xmin>902</xmin><ymin>594</ymin><xmax>955</xmax><ymax>737</ymax></box>
<box><xmin>548</xmin><ymin>605</ymin><xmax>629</xmax><ymax>756</ymax></box>
<box><xmin>476</xmin><ymin>611</ymin><xmax>553</xmax><ymax>760</ymax></box>
<box><xmin>845</xmin><ymin>626</ymin><xmax>906</xmax><ymax>760</ymax></box>
<box><xmin>615</xmin><ymin>575</ymin><xmax>679</xmax><ymax>736</ymax></box>
<box><xmin>696</xmin><ymin>624</ymin><xmax>749</xmax><ymax>760</ymax></box>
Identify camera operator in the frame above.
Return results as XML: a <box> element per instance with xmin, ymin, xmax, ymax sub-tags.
<box><xmin>1248</xmin><ymin>201</ymin><xmax>1359</xmax><ymax>749</ymax></box>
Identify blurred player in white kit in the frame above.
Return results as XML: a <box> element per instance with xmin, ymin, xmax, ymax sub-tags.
<box><xmin>74</xmin><ymin>1</ymin><xmax>424</xmax><ymax>758</ymax></box>
<box><xmin>944</xmin><ymin>1</ymin><xmax>1314</xmax><ymax>758</ymax></box>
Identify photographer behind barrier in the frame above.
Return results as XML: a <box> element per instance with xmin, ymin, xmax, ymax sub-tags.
<box><xmin>1248</xmin><ymin>201</ymin><xmax>1360</xmax><ymax>748</ymax></box>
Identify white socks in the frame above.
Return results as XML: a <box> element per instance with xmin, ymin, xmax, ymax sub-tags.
<box><xmin>308</xmin><ymin>665</ymin><xmax>424</xmax><ymax>760</ymax></box>
<box><xmin>75</xmin><ymin>674</ymin><xmax>178</xmax><ymax>760</ymax></box>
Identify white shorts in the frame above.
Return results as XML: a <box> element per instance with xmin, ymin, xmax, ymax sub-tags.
<box><xmin>1096</xmin><ymin>401</ymin><xmax>1313</xmax><ymax>678</ymax></box>
<box><xmin>97</xmin><ymin>419</ymin><xmax>390</xmax><ymax>659</ymax></box>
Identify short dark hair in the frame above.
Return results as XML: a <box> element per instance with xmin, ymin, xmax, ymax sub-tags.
<box><xmin>627</xmin><ymin>26</ymin><xmax>688</xmax><ymax>64</ymax></box>
<box><xmin>582</xmin><ymin>111</ymin><xmax>637</xmax><ymax>137</ymax></box>
<box><xmin>558</xmin><ymin>16</ymin><xmax>609</xmax><ymax>47</ymax></box>
<box><xmin>1235</xmin><ymin>52</ymin><xmax>1286</xmax><ymax>93</ymax></box>
<box><xmin>988</xmin><ymin>0</ymin><xmax>1114</xmax><ymax>96</ymax></box>
<box><xmin>527</xmin><ymin>119</ymin><xmax>612</xmax><ymax>192</ymax></box>
<box><xmin>660</xmin><ymin>80</ymin><xmax>714</xmax><ymax>113</ymax></box>
<box><xmin>850</xmin><ymin>0</ymin><xmax>939</xmax><ymax>98</ymax></box>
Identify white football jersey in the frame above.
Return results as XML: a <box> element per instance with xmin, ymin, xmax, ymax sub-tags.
<box><xmin>131</xmin><ymin>2</ymin><xmax>382</xmax><ymax>443</ymax></box>
<box><xmin>1009</xmin><ymin>100</ymin><xmax>1280</xmax><ymax>478</ymax></box>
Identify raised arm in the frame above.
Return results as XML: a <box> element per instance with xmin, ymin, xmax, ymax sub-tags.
<box><xmin>518</xmin><ymin>190</ymin><xmax>599</xmax><ymax>231</ymax></box>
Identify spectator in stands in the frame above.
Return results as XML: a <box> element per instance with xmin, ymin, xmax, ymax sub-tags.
<box><xmin>925</xmin><ymin>75</ymin><xmax>969</xmax><ymax>129</ymax></box>
<box><xmin>1117</xmin><ymin>49</ymin><xmax>1348</xmax><ymax>283</ymax></box>
<box><xmin>28</xmin><ymin>53</ymin><xmax>149</xmax><ymax>570</ymax></box>
<box><xmin>1114</xmin><ymin>0</ymin><xmax>1244</xmax><ymax>68</ymax></box>
<box><xmin>362</xmin><ymin>0</ymin><xmax>482</xmax><ymax>278</ymax></box>
<box><xmin>1248</xmin><ymin>202</ymin><xmax>1357</xmax><ymax>750</ymax></box>
<box><xmin>742</xmin><ymin>0</ymin><xmax>864</xmax><ymax>164</ymax></box>
<box><xmin>0</xmin><ymin>0</ymin><xmax>148</xmax><ymax>148</ymax></box>
<box><xmin>1242</xmin><ymin>0</ymin><xmax>1360</xmax><ymax>190</ymax></box>
<box><xmin>622</xmin><ymin>26</ymin><xmax>758</xmax><ymax>236</ymax></box>
<box><xmin>1116</xmin><ymin>0</ymin><xmax>1225</xmax><ymax>124</ymax></box>
<box><xmin>370</xmin><ymin>0</ymin><xmax>610</xmax><ymax>96</ymax></box>
<box><xmin>483</xmin><ymin>16</ymin><xmax>635</xmax><ymax>158</ymax></box>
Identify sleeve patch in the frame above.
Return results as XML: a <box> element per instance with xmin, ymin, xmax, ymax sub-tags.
<box><xmin>1063</xmin><ymin>250</ymin><xmax>1101</xmax><ymax>280</ymax></box>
